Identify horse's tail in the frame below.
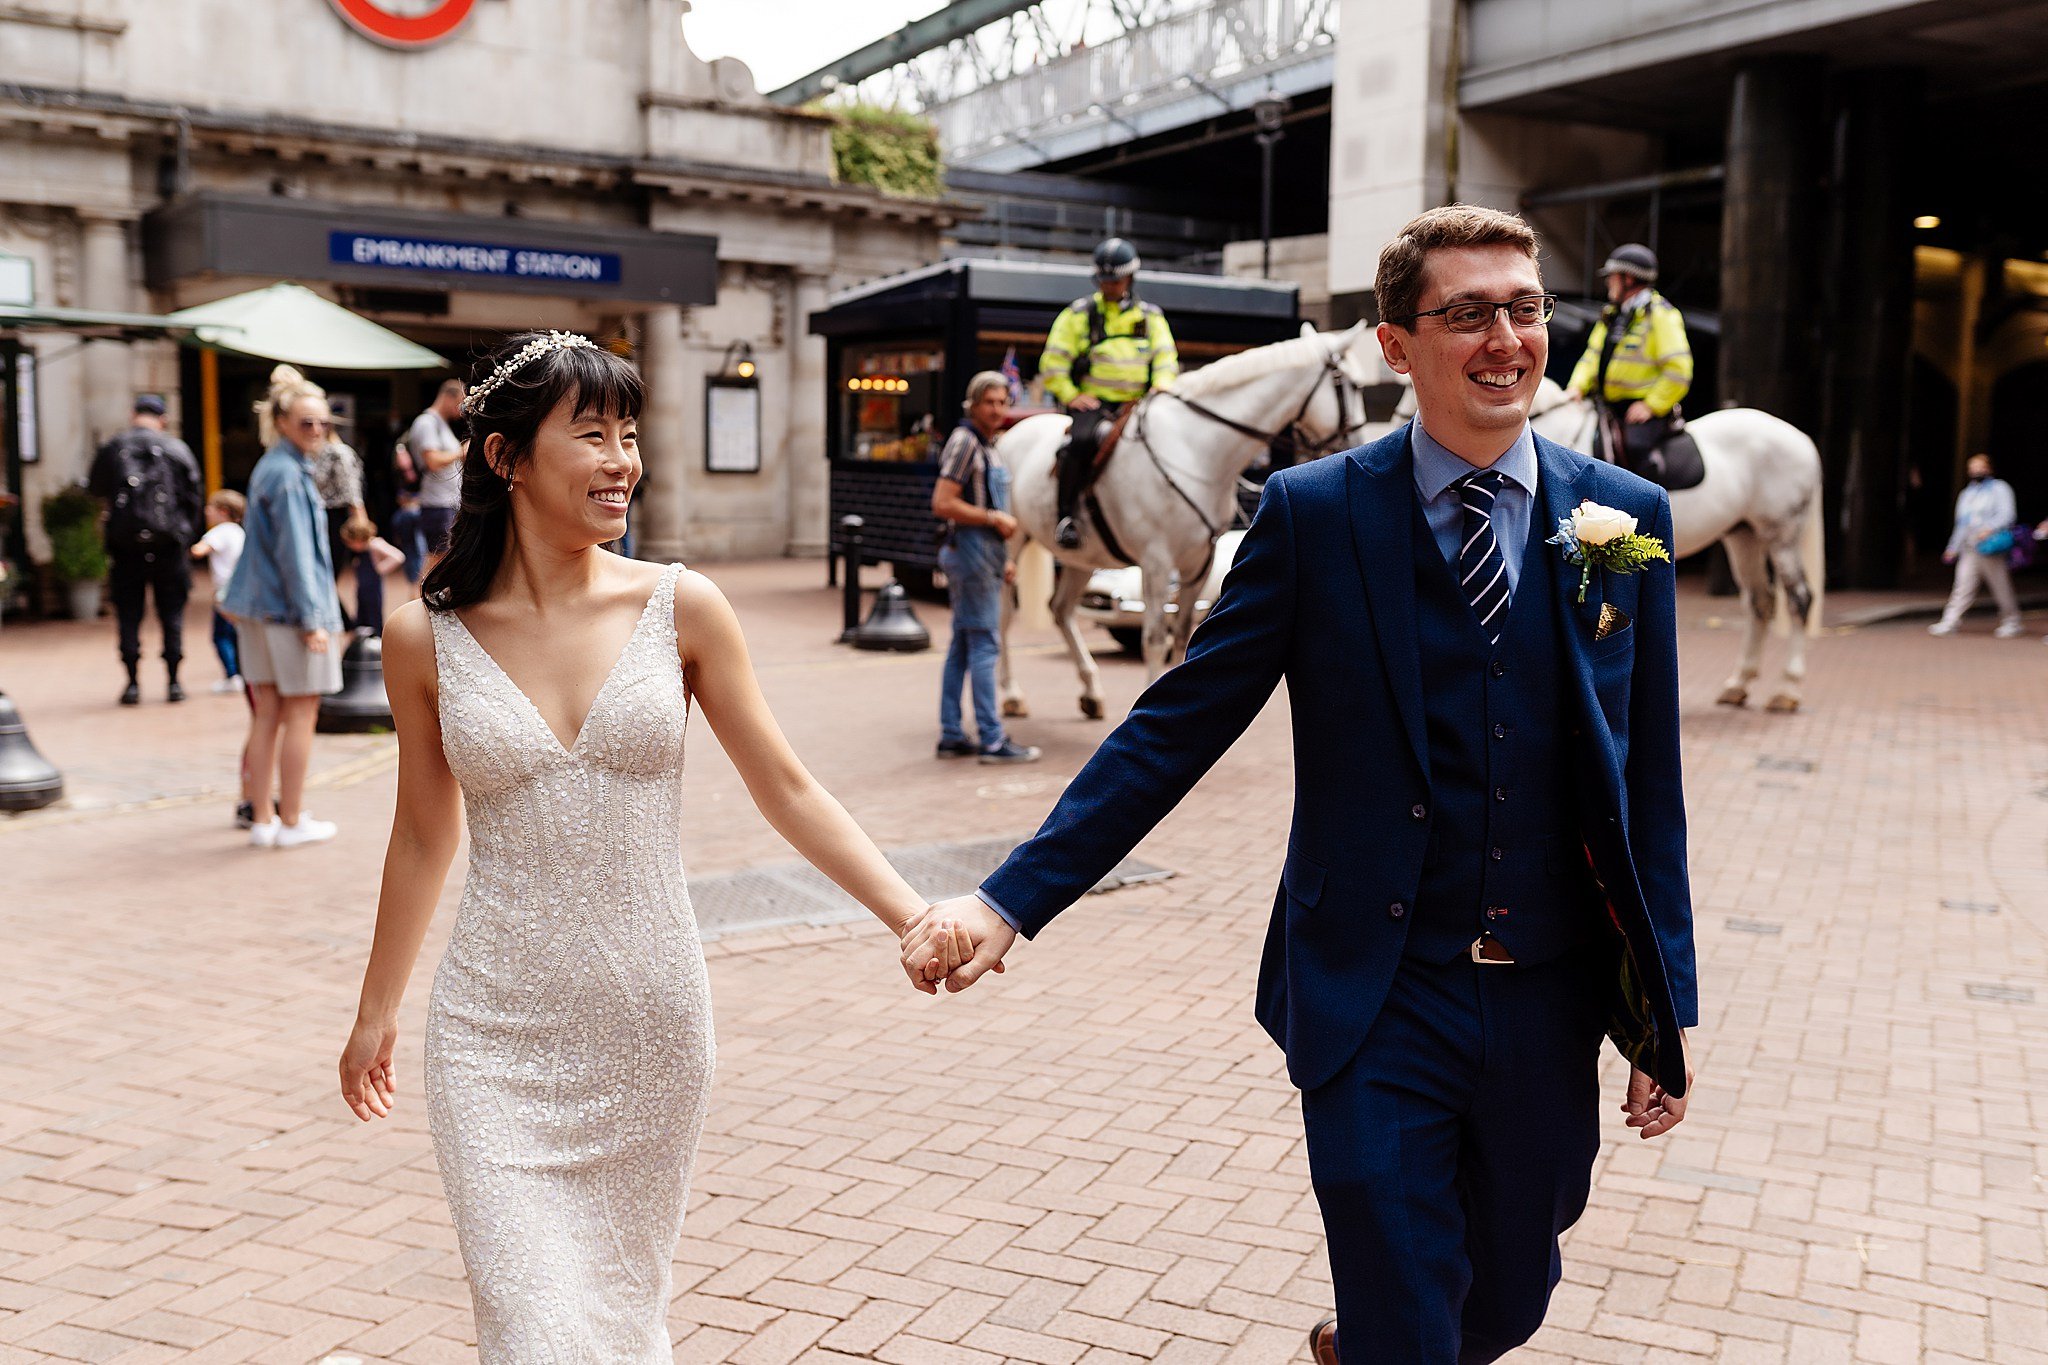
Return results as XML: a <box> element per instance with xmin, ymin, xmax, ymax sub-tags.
<box><xmin>1798</xmin><ymin>481</ymin><xmax>1826</xmax><ymax>635</ymax></box>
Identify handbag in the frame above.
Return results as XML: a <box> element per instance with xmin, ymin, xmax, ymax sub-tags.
<box><xmin>1976</xmin><ymin>527</ymin><xmax>2015</xmax><ymax>558</ymax></box>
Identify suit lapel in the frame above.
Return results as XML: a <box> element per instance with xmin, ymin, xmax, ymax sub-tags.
<box><xmin>1345</xmin><ymin>429</ymin><xmax>1428</xmax><ymax>781</ymax></box>
<box><xmin>1537</xmin><ymin>436</ymin><xmax>1623</xmax><ymax>798</ymax></box>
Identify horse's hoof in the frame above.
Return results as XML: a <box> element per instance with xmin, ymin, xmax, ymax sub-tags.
<box><xmin>1080</xmin><ymin>696</ymin><xmax>1104</xmax><ymax>720</ymax></box>
<box><xmin>1765</xmin><ymin>693</ymin><xmax>1800</xmax><ymax>714</ymax></box>
<box><xmin>1001</xmin><ymin>698</ymin><xmax>1029</xmax><ymax>719</ymax></box>
<box><xmin>1716</xmin><ymin>686</ymin><xmax>1749</xmax><ymax>707</ymax></box>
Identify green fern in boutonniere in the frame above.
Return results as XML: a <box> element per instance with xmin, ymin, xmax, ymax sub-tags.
<box><xmin>1548</xmin><ymin>501</ymin><xmax>1671</xmax><ymax>604</ymax></box>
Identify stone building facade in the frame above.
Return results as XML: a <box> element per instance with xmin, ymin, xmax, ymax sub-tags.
<box><xmin>0</xmin><ymin>0</ymin><xmax>952</xmax><ymax>564</ymax></box>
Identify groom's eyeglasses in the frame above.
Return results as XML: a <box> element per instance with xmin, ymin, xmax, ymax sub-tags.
<box><xmin>1396</xmin><ymin>293</ymin><xmax>1557</xmax><ymax>333</ymax></box>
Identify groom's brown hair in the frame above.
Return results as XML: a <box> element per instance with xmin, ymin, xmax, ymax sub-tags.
<box><xmin>1376</xmin><ymin>204</ymin><xmax>1539</xmax><ymax>329</ymax></box>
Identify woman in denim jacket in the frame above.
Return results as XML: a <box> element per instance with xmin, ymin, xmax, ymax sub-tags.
<box><xmin>222</xmin><ymin>365</ymin><xmax>346</xmax><ymax>849</ymax></box>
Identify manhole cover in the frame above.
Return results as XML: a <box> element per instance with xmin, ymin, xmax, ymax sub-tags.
<box><xmin>689</xmin><ymin>835</ymin><xmax>1172</xmax><ymax>942</ymax></box>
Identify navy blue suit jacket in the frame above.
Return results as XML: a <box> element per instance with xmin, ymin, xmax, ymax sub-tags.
<box><xmin>982</xmin><ymin>425</ymin><xmax>1698</xmax><ymax>1096</ymax></box>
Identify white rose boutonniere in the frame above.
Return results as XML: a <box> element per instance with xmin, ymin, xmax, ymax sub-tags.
<box><xmin>1549</xmin><ymin>500</ymin><xmax>1670</xmax><ymax>603</ymax></box>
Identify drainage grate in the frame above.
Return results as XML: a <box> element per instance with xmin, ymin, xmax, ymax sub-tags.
<box><xmin>1942</xmin><ymin>899</ymin><xmax>2001</xmax><ymax>915</ymax></box>
<box><xmin>689</xmin><ymin>835</ymin><xmax>1173</xmax><ymax>942</ymax></box>
<box><xmin>1756</xmin><ymin>756</ymin><xmax>1816</xmax><ymax>774</ymax></box>
<box><xmin>1725</xmin><ymin>918</ymin><xmax>1783</xmax><ymax>935</ymax></box>
<box><xmin>1965</xmin><ymin>983</ymin><xmax>2035</xmax><ymax>1004</ymax></box>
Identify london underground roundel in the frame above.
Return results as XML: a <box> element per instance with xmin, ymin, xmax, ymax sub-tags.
<box><xmin>327</xmin><ymin>0</ymin><xmax>477</xmax><ymax>48</ymax></box>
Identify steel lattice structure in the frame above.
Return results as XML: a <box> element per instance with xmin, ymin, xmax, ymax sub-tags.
<box><xmin>808</xmin><ymin>0</ymin><xmax>1336</xmax><ymax>171</ymax></box>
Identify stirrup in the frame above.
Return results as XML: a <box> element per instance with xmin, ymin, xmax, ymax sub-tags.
<box><xmin>1055</xmin><ymin>516</ymin><xmax>1082</xmax><ymax>547</ymax></box>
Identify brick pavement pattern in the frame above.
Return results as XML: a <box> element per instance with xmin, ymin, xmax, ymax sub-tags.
<box><xmin>2</xmin><ymin>564</ymin><xmax>2044</xmax><ymax>1364</ymax></box>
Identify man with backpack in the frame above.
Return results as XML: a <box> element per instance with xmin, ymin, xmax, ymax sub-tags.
<box><xmin>1039</xmin><ymin>238</ymin><xmax>1180</xmax><ymax>549</ymax></box>
<box><xmin>87</xmin><ymin>395</ymin><xmax>204</xmax><ymax>704</ymax></box>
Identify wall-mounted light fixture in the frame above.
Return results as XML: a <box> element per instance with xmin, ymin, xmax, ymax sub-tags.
<box><xmin>722</xmin><ymin>339</ymin><xmax>757</xmax><ymax>382</ymax></box>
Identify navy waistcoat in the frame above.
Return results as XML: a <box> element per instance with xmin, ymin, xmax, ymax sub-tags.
<box><xmin>1404</xmin><ymin>492</ymin><xmax>1596</xmax><ymax>965</ymax></box>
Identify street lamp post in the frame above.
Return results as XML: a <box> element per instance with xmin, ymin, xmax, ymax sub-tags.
<box><xmin>1253</xmin><ymin>95</ymin><xmax>1289</xmax><ymax>280</ymax></box>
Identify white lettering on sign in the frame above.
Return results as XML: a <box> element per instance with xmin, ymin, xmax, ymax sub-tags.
<box><xmin>351</xmin><ymin>236</ymin><xmax>513</xmax><ymax>273</ymax></box>
<box><xmin>514</xmin><ymin>250</ymin><xmax>604</xmax><ymax>280</ymax></box>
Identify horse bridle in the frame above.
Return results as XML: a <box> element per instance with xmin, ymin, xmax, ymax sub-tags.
<box><xmin>1131</xmin><ymin>346</ymin><xmax>1372</xmax><ymax>541</ymax></box>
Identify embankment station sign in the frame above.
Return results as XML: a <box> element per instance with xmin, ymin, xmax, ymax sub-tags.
<box><xmin>326</xmin><ymin>0</ymin><xmax>477</xmax><ymax>48</ymax></box>
<box><xmin>332</xmin><ymin>233</ymin><xmax>623</xmax><ymax>285</ymax></box>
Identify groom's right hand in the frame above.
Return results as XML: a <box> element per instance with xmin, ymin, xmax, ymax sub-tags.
<box><xmin>900</xmin><ymin>895</ymin><xmax>1015</xmax><ymax>994</ymax></box>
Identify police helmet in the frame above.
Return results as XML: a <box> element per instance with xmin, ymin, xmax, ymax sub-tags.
<box><xmin>1599</xmin><ymin>243</ymin><xmax>1658</xmax><ymax>282</ymax></box>
<box><xmin>1093</xmin><ymin>237</ymin><xmax>1141</xmax><ymax>281</ymax></box>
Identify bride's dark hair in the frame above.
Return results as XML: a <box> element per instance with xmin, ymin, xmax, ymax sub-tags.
<box><xmin>421</xmin><ymin>333</ymin><xmax>645</xmax><ymax>612</ymax></box>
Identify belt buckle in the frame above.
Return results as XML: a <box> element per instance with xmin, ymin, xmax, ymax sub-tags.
<box><xmin>1469</xmin><ymin>935</ymin><xmax>1514</xmax><ymax>965</ymax></box>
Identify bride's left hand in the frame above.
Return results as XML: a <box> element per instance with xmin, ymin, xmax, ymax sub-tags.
<box><xmin>340</xmin><ymin>1018</ymin><xmax>399</xmax><ymax>1121</ymax></box>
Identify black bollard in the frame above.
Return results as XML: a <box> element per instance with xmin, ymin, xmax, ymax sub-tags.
<box><xmin>0</xmin><ymin>689</ymin><xmax>63</xmax><ymax>811</ymax></box>
<box><xmin>317</xmin><ymin>628</ymin><xmax>393</xmax><ymax>733</ymax></box>
<box><xmin>853</xmin><ymin>580</ymin><xmax>931</xmax><ymax>652</ymax></box>
<box><xmin>838</xmin><ymin>514</ymin><xmax>865</xmax><ymax>643</ymax></box>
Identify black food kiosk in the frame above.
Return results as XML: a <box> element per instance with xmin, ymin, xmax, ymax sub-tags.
<box><xmin>809</xmin><ymin>258</ymin><xmax>1299</xmax><ymax>582</ymax></box>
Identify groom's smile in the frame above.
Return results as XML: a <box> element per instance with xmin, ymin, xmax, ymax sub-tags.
<box><xmin>1379</xmin><ymin>242</ymin><xmax>1550</xmax><ymax>460</ymax></box>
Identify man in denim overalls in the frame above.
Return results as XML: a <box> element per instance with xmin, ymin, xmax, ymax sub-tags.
<box><xmin>931</xmin><ymin>372</ymin><xmax>1041</xmax><ymax>764</ymax></box>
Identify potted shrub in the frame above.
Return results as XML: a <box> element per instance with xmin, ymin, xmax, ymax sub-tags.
<box><xmin>41</xmin><ymin>487</ymin><xmax>108</xmax><ymax>620</ymax></box>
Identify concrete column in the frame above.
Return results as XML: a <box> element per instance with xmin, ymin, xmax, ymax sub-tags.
<box><xmin>637</xmin><ymin>304</ymin><xmax>689</xmax><ymax>563</ymax></box>
<box><xmin>78</xmin><ymin>214</ymin><xmax>132</xmax><ymax>446</ymax></box>
<box><xmin>1326</xmin><ymin>0</ymin><xmax>1458</xmax><ymax>314</ymax></box>
<box><xmin>1719</xmin><ymin>56</ymin><xmax>1826</xmax><ymax>437</ymax></box>
<box><xmin>784</xmin><ymin>272</ymin><xmax>831</xmax><ymax>558</ymax></box>
<box><xmin>1819</xmin><ymin>69</ymin><xmax>1921</xmax><ymax>589</ymax></box>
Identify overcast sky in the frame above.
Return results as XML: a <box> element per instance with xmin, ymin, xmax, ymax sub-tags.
<box><xmin>682</xmin><ymin>0</ymin><xmax>946</xmax><ymax>95</ymax></box>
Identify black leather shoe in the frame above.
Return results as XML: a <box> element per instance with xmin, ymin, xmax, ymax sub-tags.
<box><xmin>1055</xmin><ymin>516</ymin><xmax>1082</xmax><ymax>549</ymax></box>
<box><xmin>119</xmin><ymin>681</ymin><xmax>140</xmax><ymax>706</ymax></box>
<box><xmin>1307</xmin><ymin>1316</ymin><xmax>1338</xmax><ymax>1365</ymax></box>
<box><xmin>166</xmin><ymin>680</ymin><xmax>186</xmax><ymax>703</ymax></box>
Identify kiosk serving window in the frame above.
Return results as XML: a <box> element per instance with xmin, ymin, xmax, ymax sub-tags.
<box><xmin>839</xmin><ymin>340</ymin><xmax>943</xmax><ymax>463</ymax></box>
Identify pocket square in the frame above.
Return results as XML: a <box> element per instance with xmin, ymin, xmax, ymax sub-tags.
<box><xmin>1595</xmin><ymin>603</ymin><xmax>1631</xmax><ymax>641</ymax></box>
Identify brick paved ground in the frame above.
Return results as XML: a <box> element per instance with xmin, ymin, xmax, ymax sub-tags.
<box><xmin>1</xmin><ymin>564</ymin><xmax>2044</xmax><ymax>1364</ymax></box>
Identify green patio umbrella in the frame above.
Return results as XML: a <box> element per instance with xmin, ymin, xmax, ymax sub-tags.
<box><xmin>169</xmin><ymin>282</ymin><xmax>447</xmax><ymax>370</ymax></box>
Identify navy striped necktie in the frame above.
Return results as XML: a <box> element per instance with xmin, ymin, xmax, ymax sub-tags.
<box><xmin>1456</xmin><ymin>470</ymin><xmax>1512</xmax><ymax>645</ymax></box>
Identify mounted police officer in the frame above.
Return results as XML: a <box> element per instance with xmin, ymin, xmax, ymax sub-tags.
<box><xmin>1040</xmin><ymin>237</ymin><xmax>1180</xmax><ymax>549</ymax></box>
<box><xmin>1565</xmin><ymin>243</ymin><xmax>1692</xmax><ymax>466</ymax></box>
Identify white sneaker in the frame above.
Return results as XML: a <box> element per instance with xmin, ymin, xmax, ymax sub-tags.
<box><xmin>1996</xmin><ymin>620</ymin><xmax>2025</xmax><ymax>639</ymax></box>
<box><xmin>211</xmin><ymin>677</ymin><xmax>243</xmax><ymax>694</ymax></box>
<box><xmin>274</xmin><ymin>815</ymin><xmax>337</xmax><ymax>849</ymax></box>
<box><xmin>1928</xmin><ymin>622</ymin><xmax>1956</xmax><ymax>636</ymax></box>
<box><xmin>249</xmin><ymin>819</ymin><xmax>281</xmax><ymax>848</ymax></box>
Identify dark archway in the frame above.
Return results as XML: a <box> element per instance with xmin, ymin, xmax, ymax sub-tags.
<box><xmin>1988</xmin><ymin>358</ymin><xmax>2048</xmax><ymax>531</ymax></box>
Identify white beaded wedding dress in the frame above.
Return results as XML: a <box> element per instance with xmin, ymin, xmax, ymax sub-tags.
<box><xmin>424</xmin><ymin>563</ymin><xmax>713</xmax><ymax>1362</ymax></box>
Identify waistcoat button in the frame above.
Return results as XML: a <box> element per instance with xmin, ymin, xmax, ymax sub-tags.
<box><xmin>1491</xmin><ymin>661</ymin><xmax>1507</xmax><ymax>678</ymax></box>
<box><xmin>1490</xmin><ymin>847</ymin><xmax>1504</xmax><ymax>861</ymax></box>
<box><xmin>1388</xmin><ymin>901</ymin><xmax>1406</xmax><ymax>919</ymax></box>
<box><xmin>1410</xmin><ymin>803</ymin><xmax>1427</xmax><ymax>821</ymax></box>
<box><xmin>1486</xmin><ymin>905</ymin><xmax>1505</xmax><ymax>920</ymax></box>
<box><xmin>1492</xmin><ymin>723</ymin><xmax>1508</xmax><ymax>740</ymax></box>
<box><xmin>1494</xmin><ymin>786</ymin><xmax>1508</xmax><ymax>802</ymax></box>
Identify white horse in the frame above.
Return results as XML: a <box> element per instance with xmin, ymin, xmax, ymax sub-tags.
<box><xmin>1525</xmin><ymin>379</ymin><xmax>1826</xmax><ymax>712</ymax></box>
<box><xmin>997</xmin><ymin>324</ymin><xmax>1374</xmax><ymax>719</ymax></box>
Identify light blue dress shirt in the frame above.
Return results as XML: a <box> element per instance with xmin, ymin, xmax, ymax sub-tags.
<box><xmin>1410</xmin><ymin>417</ymin><xmax>1539</xmax><ymax>593</ymax></box>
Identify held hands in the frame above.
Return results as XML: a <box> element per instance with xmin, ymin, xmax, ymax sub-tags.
<box><xmin>899</xmin><ymin>895</ymin><xmax>1015</xmax><ymax>995</ymax></box>
<box><xmin>1622</xmin><ymin>1030</ymin><xmax>1692</xmax><ymax>1139</ymax></box>
<box><xmin>339</xmin><ymin>1016</ymin><xmax>399</xmax><ymax>1121</ymax></box>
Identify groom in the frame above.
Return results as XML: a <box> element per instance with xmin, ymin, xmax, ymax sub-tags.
<box><xmin>904</xmin><ymin>204</ymin><xmax>1697</xmax><ymax>1364</ymax></box>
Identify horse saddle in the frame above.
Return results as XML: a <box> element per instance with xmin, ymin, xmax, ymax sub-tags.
<box><xmin>1598</xmin><ymin>409</ymin><xmax>1706</xmax><ymax>492</ymax></box>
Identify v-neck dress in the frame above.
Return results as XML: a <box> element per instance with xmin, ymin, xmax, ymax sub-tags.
<box><xmin>423</xmin><ymin>563</ymin><xmax>713</xmax><ymax>1362</ymax></box>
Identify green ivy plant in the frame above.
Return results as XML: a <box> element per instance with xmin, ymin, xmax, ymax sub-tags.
<box><xmin>41</xmin><ymin>487</ymin><xmax>108</xmax><ymax>584</ymax></box>
<box><xmin>828</xmin><ymin>104</ymin><xmax>943</xmax><ymax>200</ymax></box>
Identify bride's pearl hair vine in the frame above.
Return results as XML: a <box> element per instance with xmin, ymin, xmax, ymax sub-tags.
<box><xmin>461</xmin><ymin>331</ymin><xmax>600</xmax><ymax>417</ymax></box>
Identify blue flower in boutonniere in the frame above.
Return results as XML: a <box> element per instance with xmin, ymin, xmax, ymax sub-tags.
<box><xmin>1548</xmin><ymin>500</ymin><xmax>1671</xmax><ymax>604</ymax></box>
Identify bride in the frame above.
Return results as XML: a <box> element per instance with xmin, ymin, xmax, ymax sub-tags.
<box><xmin>338</xmin><ymin>331</ymin><xmax>968</xmax><ymax>1360</ymax></box>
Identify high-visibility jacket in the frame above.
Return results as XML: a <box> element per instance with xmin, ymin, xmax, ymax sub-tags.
<box><xmin>1567</xmin><ymin>290</ymin><xmax>1692</xmax><ymax>416</ymax></box>
<box><xmin>1038</xmin><ymin>292</ymin><xmax>1179</xmax><ymax>406</ymax></box>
